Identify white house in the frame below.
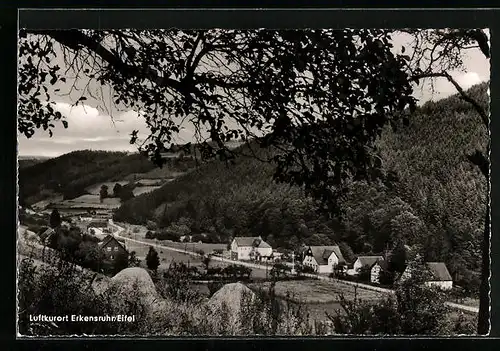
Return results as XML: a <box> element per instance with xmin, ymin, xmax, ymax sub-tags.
<box><xmin>353</xmin><ymin>256</ymin><xmax>384</xmax><ymax>273</ymax></box>
<box><xmin>370</xmin><ymin>259</ymin><xmax>389</xmax><ymax>284</ymax></box>
<box><xmin>231</xmin><ymin>236</ymin><xmax>273</xmax><ymax>261</ymax></box>
<box><xmin>302</xmin><ymin>245</ymin><xmax>346</xmax><ymax>274</ymax></box>
<box><xmin>401</xmin><ymin>262</ymin><xmax>453</xmax><ymax>290</ymax></box>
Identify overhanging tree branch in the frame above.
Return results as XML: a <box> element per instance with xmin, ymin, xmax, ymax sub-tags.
<box><xmin>412</xmin><ymin>71</ymin><xmax>489</xmax><ymax>129</ymax></box>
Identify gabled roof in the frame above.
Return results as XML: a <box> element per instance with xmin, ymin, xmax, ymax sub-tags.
<box><xmin>233</xmin><ymin>236</ymin><xmax>271</xmax><ymax>248</ymax></box>
<box><xmin>99</xmin><ymin>235</ymin><xmax>127</xmax><ymax>251</ymax></box>
<box><xmin>257</xmin><ymin>240</ymin><xmax>271</xmax><ymax>249</ymax></box>
<box><xmin>356</xmin><ymin>256</ymin><xmax>384</xmax><ymax>268</ymax></box>
<box><xmin>87</xmin><ymin>220</ymin><xmax>108</xmax><ymax>228</ymax></box>
<box><xmin>426</xmin><ymin>262</ymin><xmax>453</xmax><ymax>281</ymax></box>
<box><xmin>307</xmin><ymin>246</ymin><xmax>346</xmax><ymax>265</ymax></box>
<box><xmin>402</xmin><ymin>262</ymin><xmax>453</xmax><ymax>282</ymax></box>
<box><xmin>372</xmin><ymin>259</ymin><xmax>389</xmax><ymax>270</ymax></box>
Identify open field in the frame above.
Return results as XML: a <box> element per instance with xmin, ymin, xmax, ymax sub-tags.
<box><xmin>152</xmin><ymin>239</ymin><xmax>227</xmax><ymax>254</ymax></box>
<box><xmin>118</xmin><ymin>223</ymin><xmax>227</xmax><ymax>253</ymax></box>
<box><xmin>132</xmin><ymin>186</ymin><xmax>162</xmax><ymax>196</ymax></box>
<box><xmin>249</xmin><ymin>279</ymin><xmax>386</xmax><ymax>304</ymax></box>
<box><xmin>58</xmin><ymin>194</ymin><xmax>121</xmax><ymax>209</ymax></box>
<box><xmin>142</xmin><ymin>168</ymin><xmax>186</xmax><ymax>179</ymax></box>
<box><xmin>123</xmin><ymin>169</ymin><xmax>185</xmax><ymax>181</ymax></box>
<box><xmin>86</xmin><ymin>181</ymin><xmax>130</xmax><ymax>195</ymax></box>
<box><xmin>135</xmin><ymin>179</ymin><xmax>165</xmax><ymax>186</ymax></box>
<box><xmin>123</xmin><ymin>239</ymin><xmax>205</xmax><ymax>270</ymax></box>
<box><xmin>32</xmin><ymin>194</ymin><xmax>64</xmax><ymax>210</ymax></box>
<box><xmin>458</xmin><ymin>297</ymin><xmax>480</xmax><ymax>309</ymax></box>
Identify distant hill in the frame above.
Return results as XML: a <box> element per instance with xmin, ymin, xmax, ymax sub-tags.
<box><xmin>113</xmin><ymin>83</ymin><xmax>488</xmax><ymax>288</ymax></box>
<box><xmin>18</xmin><ymin>150</ymin><xmax>158</xmax><ymax>206</ymax></box>
<box><xmin>18</xmin><ymin>156</ymin><xmax>52</xmax><ymax>169</ymax></box>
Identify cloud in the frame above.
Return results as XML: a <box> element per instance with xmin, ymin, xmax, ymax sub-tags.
<box><xmin>413</xmin><ymin>71</ymin><xmax>488</xmax><ymax>103</ymax></box>
<box><xmin>18</xmin><ymin>101</ymin><xmax>151</xmax><ymax>157</ymax></box>
<box><xmin>455</xmin><ymin>72</ymin><xmax>483</xmax><ymax>89</ymax></box>
<box><xmin>18</xmin><ymin>100</ymin><xmax>200</xmax><ymax>157</ymax></box>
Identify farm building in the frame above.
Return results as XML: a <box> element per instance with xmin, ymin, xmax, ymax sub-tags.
<box><xmin>353</xmin><ymin>256</ymin><xmax>385</xmax><ymax>272</ymax></box>
<box><xmin>87</xmin><ymin>219</ymin><xmax>109</xmax><ymax>229</ymax></box>
<box><xmin>230</xmin><ymin>236</ymin><xmax>273</xmax><ymax>261</ymax></box>
<box><xmin>98</xmin><ymin>234</ymin><xmax>128</xmax><ymax>261</ymax></box>
<box><xmin>370</xmin><ymin>259</ymin><xmax>389</xmax><ymax>284</ymax></box>
<box><xmin>87</xmin><ymin>219</ymin><xmax>111</xmax><ymax>235</ymax></box>
<box><xmin>401</xmin><ymin>262</ymin><xmax>453</xmax><ymax>290</ymax></box>
<box><xmin>302</xmin><ymin>245</ymin><xmax>346</xmax><ymax>274</ymax></box>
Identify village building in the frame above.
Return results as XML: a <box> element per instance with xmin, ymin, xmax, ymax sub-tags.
<box><xmin>230</xmin><ymin>236</ymin><xmax>273</xmax><ymax>261</ymax></box>
<box><xmin>98</xmin><ymin>234</ymin><xmax>128</xmax><ymax>262</ymax></box>
<box><xmin>401</xmin><ymin>262</ymin><xmax>453</xmax><ymax>290</ymax></box>
<box><xmin>370</xmin><ymin>259</ymin><xmax>389</xmax><ymax>284</ymax></box>
<box><xmin>353</xmin><ymin>255</ymin><xmax>385</xmax><ymax>273</ymax></box>
<box><xmin>302</xmin><ymin>245</ymin><xmax>346</xmax><ymax>274</ymax></box>
<box><xmin>87</xmin><ymin>219</ymin><xmax>111</xmax><ymax>236</ymax></box>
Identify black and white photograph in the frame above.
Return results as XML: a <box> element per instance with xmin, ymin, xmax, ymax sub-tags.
<box><xmin>16</xmin><ymin>24</ymin><xmax>490</xmax><ymax>336</ymax></box>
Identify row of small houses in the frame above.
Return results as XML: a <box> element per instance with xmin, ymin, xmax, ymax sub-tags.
<box><xmin>230</xmin><ymin>237</ymin><xmax>453</xmax><ymax>290</ymax></box>
<box><xmin>300</xmin><ymin>245</ymin><xmax>453</xmax><ymax>290</ymax></box>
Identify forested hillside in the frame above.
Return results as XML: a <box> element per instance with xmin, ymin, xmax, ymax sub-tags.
<box><xmin>18</xmin><ymin>156</ymin><xmax>51</xmax><ymax>169</ymax></box>
<box><xmin>18</xmin><ymin>150</ymin><xmax>157</xmax><ymax>206</ymax></box>
<box><xmin>114</xmin><ymin>83</ymin><xmax>488</xmax><ymax>288</ymax></box>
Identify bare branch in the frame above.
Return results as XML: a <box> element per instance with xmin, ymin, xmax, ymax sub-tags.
<box><xmin>412</xmin><ymin>71</ymin><xmax>489</xmax><ymax>128</ymax></box>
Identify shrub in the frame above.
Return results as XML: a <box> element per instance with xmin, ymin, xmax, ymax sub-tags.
<box><xmin>356</xmin><ymin>265</ymin><xmax>372</xmax><ymax>282</ymax></box>
<box><xmin>195</xmin><ymin>249</ymin><xmax>205</xmax><ymax>256</ymax></box>
<box><xmin>146</xmin><ymin>220</ymin><xmax>158</xmax><ymax>231</ymax></box>
<box><xmin>240</xmin><ymin>282</ymin><xmax>313</xmax><ymax>335</ymax></box>
<box><xmin>327</xmin><ymin>262</ymin><xmax>460</xmax><ymax>335</ymax></box>
<box><xmin>207</xmin><ymin>281</ymin><xmax>224</xmax><ymax>297</ymax></box>
<box><xmin>302</xmin><ymin>265</ymin><xmax>315</xmax><ymax>274</ymax></box>
<box><xmin>17</xmin><ymin>256</ymin><xmax>151</xmax><ymax>336</ymax></box>
<box><xmin>158</xmin><ymin>262</ymin><xmax>201</xmax><ymax>303</ymax></box>
<box><xmin>145</xmin><ymin>246</ymin><xmax>160</xmax><ymax>272</ymax></box>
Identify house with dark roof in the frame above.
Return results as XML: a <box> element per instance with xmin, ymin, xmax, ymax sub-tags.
<box><xmin>98</xmin><ymin>234</ymin><xmax>128</xmax><ymax>262</ymax></box>
<box><xmin>353</xmin><ymin>256</ymin><xmax>385</xmax><ymax>273</ymax></box>
<box><xmin>401</xmin><ymin>262</ymin><xmax>453</xmax><ymax>290</ymax></box>
<box><xmin>230</xmin><ymin>236</ymin><xmax>273</xmax><ymax>261</ymax></box>
<box><xmin>302</xmin><ymin>245</ymin><xmax>346</xmax><ymax>274</ymax></box>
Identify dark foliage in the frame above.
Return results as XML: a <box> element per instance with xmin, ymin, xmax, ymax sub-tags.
<box><xmin>145</xmin><ymin>246</ymin><xmax>160</xmax><ymax>272</ymax></box>
<box><xmin>113</xmin><ymin>85</ymin><xmax>486</xmax><ymax>289</ymax></box>
<box><xmin>49</xmin><ymin>209</ymin><xmax>61</xmax><ymax>229</ymax></box>
<box><xmin>19</xmin><ymin>29</ymin><xmax>416</xmax><ymax>217</ymax></box>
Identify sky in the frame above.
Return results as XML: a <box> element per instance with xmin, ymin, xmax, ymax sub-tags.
<box><xmin>17</xmin><ymin>30</ymin><xmax>491</xmax><ymax>158</ymax></box>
